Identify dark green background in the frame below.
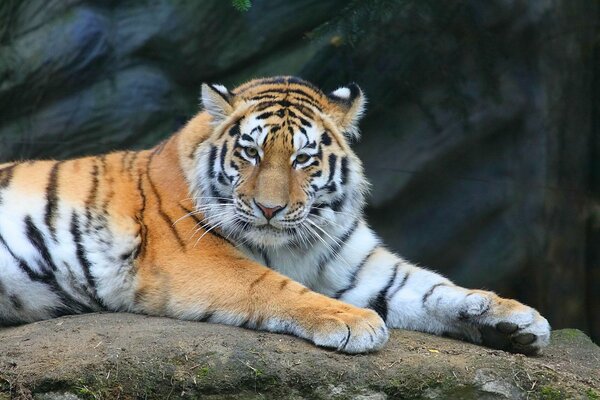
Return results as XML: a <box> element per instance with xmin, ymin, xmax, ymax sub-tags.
<box><xmin>0</xmin><ymin>0</ymin><xmax>598</xmax><ymax>342</ymax></box>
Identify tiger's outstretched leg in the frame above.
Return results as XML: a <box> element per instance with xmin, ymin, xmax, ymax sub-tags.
<box><xmin>384</xmin><ymin>263</ymin><xmax>550</xmax><ymax>355</ymax></box>
<box><xmin>133</xmin><ymin>250</ymin><xmax>388</xmax><ymax>354</ymax></box>
<box><xmin>318</xmin><ymin>223</ymin><xmax>551</xmax><ymax>355</ymax></box>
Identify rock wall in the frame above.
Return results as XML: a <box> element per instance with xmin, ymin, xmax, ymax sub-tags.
<box><xmin>0</xmin><ymin>0</ymin><xmax>597</xmax><ymax>340</ymax></box>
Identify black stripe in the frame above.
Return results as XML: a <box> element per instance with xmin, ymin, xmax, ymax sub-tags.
<box><xmin>219</xmin><ymin>142</ymin><xmax>229</xmax><ymax>174</ymax></box>
<box><xmin>333</xmin><ymin>247</ymin><xmax>378</xmax><ymax>299</ymax></box>
<box><xmin>217</xmin><ymin>173</ymin><xmax>229</xmax><ymax>185</ymax></box>
<box><xmin>98</xmin><ymin>156</ymin><xmax>108</xmax><ymax>213</ymax></box>
<box><xmin>248</xmin><ymin>93</ymin><xmax>278</xmax><ymax>102</ymax></box>
<box><xmin>327</xmin><ymin>154</ymin><xmax>337</xmax><ymax>182</ymax></box>
<box><xmin>256</xmin><ymin>111</ymin><xmax>274</xmax><ymax>120</ymax></box>
<box><xmin>250</xmin><ymin>88</ymin><xmax>323</xmax><ymax>109</ymax></box>
<box><xmin>127</xmin><ymin>151</ymin><xmax>139</xmax><ymax>172</ymax></box>
<box><xmin>120</xmin><ymin>151</ymin><xmax>130</xmax><ymax>174</ymax></box>
<box><xmin>208</xmin><ymin>145</ymin><xmax>218</xmax><ymax>178</ymax></box>
<box><xmin>422</xmin><ymin>283</ymin><xmax>448</xmax><ymax>304</ymax></box>
<box><xmin>0</xmin><ymin>230</ymin><xmax>89</xmax><ymax>315</ymax></box>
<box><xmin>330</xmin><ymin>196</ymin><xmax>345</xmax><ymax>212</ymax></box>
<box><xmin>0</xmin><ymin>164</ymin><xmax>16</xmax><ymax>189</ymax></box>
<box><xmin>316</xmin><ymin>219</ymin><xmax>359</xmax><ymax>276</ymax></box>
<box><xmin>240</xmin><ymin>317</ymin><xmax>253</xmax><ymax>329</ymax></box>
<box><xmin>254</xmin><ymin>100</ymin><xmax>286</xmax><ymax>112</ymax></box>
<box><xmin>135</xmin><ymin>166</ymin><xmax>148</xmax><ymax>258</ymax></box>
<box><xmin>321</xmin><ymin>132</ymin><xmax>332</xmax><ymax>146</ymax></box>
<box><xmin>386</xmin><ymin>267</ymin><xmax>410</xmax><ymax>300</ymax></box>
<box><xmin>0</xmin><ymin>232</ymin><xmax>41</xmax><ymax>282</ymax></box>
<box><xmin>367</xmin><ymin>266</ymin><xmax>396</xmax><ymax>322</ymax></box>
<box><xmin>210</xmin><ymin>183</ymin><xmax>229</xmax><ymax>204</ymax></box>
<box><xmin>229</xmin><ymin>123</ymin><xmax>241</xmax><ymax>137</ymax></box>
<box><xmin>241</xmin><ymin>134</ymin><xmax>254</xmax><ymax>142</ymax></box>
<box><xmin>9</xmin><ymin>295</ymin><xmax>23</xmax><ymax>310</ymax></box>
<box><xmin>200</xmin><ymin>312</ymin><xmax>214</xmax><ymax>322</ymax></box>
<box><xmin>146</xmin><ymin>154</ymin><xmax>185</xmax><ymax>249</ymax></box>
<box><xmin>309</xmin><ymin>206</ymin><xmax>321</xmax><ymax>216</ymax></box>
<box><xmin>0</xmin><ymin>164</ymin><xmax>16</xmax><ymax>206</ymax></box>
<box><xmin>291</xmin><ymin>103</ymin><xmax>316</xmax><ymax>120</ymax></box>
<box><xmin>250</xmin><ymin>271</ymin><xmax>270</xmax><ymax>288</ymax></box>
<box><xmin>85</xmin><ymin>161</ymin><xmax>100</xmax><ymax>225</ymax></box>
<box><xmin>286</xmin><ymin>107</ymin><xmax>315</xmax><ymax>127</ymax></box>
<box><xmin>44</xmin><ymin>161</ymin><xmax>63</xmax><ymax>240</ymax></box>
<box><xmin>70</xmin><ymin>212</ymin><xmax>101</xmax><ymax>301</ymax></box>
<box><xmin>341</xmin><ymin>324</ymin><xmax>352</xmax><ymax>350</ymax></box>
<box><xmin>25</xmin><ymin>216</ymin><xmax>58</xmax><ymax>272</ymax></box>
<box><xmin>458</xmin><ymin>292</ymin><xmax>491</xmax><ymax>320</ymax></box>
<box><xmin>340</xmin><ymin>157</ymin><xmax>349</xmax><ymax>185</ymax></box>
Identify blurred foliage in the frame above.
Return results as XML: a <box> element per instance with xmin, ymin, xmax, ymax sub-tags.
<box><xmin>231</xmin><ymin>0</ymin><xmax>252</xmax><ymax>12</ymax></box>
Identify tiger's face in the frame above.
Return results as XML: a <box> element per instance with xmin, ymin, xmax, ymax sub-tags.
<box><xmin>189</xmin><ymin>77</ymin><xmax>368</xmax><ymax>248</ymax></box>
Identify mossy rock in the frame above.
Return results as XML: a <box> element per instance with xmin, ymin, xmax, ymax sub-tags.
<box><xmin>0</xmin><ymin>313</ymin><xmax>598</xmax><ymax>399</ymax></box>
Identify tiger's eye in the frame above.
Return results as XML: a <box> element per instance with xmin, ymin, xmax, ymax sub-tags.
<box><xmin>295</xmin><ymin>154</ymin><xmax>310</xmax><ymax>164</ymax></box>
<box><xmin>245</xmin><ymin>147</ymin><xmax>259</xmax><ymax>158</ymax></box>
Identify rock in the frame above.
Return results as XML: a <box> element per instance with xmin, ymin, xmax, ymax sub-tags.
<box><xmin>0</xmin><ymin>314</ymin><xmax>598</xmax><ymax>399</ymax></box>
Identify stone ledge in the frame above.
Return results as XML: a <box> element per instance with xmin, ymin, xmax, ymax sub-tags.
<box><xmin>1</xmin><ymin>313</ymin><xmax>598</xmax><ymax>399</ymax></box>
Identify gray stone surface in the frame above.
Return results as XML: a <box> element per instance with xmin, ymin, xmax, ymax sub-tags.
<box><xmin>0</xmin><ymin>314</ymin><xmax>598</xmax><ymax>399</ymax></box>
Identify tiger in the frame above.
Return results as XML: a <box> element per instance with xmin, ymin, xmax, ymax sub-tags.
<box><xmin>0</xmin><ymin>76</ymin><xmax>550</xmax><ymax>354</ymax></box>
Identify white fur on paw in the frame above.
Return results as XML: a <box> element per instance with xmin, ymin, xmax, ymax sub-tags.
<box><xmin>312</xmin><ymin>313</ymin><xmax>389</xmax><ymax>354</ymax></box>
<box><xmin>460</xmin><ymin>293</ymin><xmax>492</xmax><ymax>318</ymax></box>
<box><xmin>462</xmin><ymin>293</ymin><xmax>551</xmax><ymax>354</ymax></box>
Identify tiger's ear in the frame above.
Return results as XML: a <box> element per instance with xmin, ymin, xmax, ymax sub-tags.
<box><xmin>201</xmin><ymin>83</ymin><xmax>234</xmax><ymax>124</ymax></box>
<box><xmin>328</xmin><ymin>83</ymin><xmax>366</xmax><ymax>140</ymax></box>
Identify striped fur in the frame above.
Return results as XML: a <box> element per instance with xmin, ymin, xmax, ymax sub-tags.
<box><xmin>0</xmin><ymin>76</ymin><xmax>549</xmax><ymax>354</ymax></box>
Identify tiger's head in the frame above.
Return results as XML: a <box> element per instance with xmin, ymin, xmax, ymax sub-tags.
<box><xmin>186</xmin><ymin>76</ymin><xmax>368</xmax><ymax>248</ymax></box>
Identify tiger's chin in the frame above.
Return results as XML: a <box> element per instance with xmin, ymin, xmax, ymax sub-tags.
<box><xmin>232</xmin><ymin>224</ymin><xmax>301</xmax><ymax>249</ymax></box>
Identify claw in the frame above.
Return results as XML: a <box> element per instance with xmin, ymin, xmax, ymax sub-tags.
<box><xmin>512</xmin><ymin>333</ymin><xmax>536</xmax><ymax>345</ymax></box>
<box><xmin>496</xmin><ymin>321</ymin><xmax>519</xmax><ymax>334</ymax></box>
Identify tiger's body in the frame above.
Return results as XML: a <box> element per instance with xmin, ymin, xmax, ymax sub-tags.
<box><xmin>0</xmin><ymin>76</ymin><xmax>550</xmax><ymax>354</ymax></box>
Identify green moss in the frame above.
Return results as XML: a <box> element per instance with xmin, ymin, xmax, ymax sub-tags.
<box><xmin>586</xmin><ymin>388</ymin><xmax>600</xmax><ymax>400</ymax></box>
<box><xmin>196</xmin><ymin>365</ymin><xmax>212</xmax><ymax>379</ymax></box>
<box><xmin>75</xmin><ymin>384</ymin><xmax>99</xmax><ymax>399</ymax></box>
<box><xmin>539</xmin><ymin>386</ymin><xmax>565</xmax><ymax>400</ymax></box>
<box><xmin>382</xmin><ymin>373</ymin><xmax>475</xmax><ymax>400</ymax></box>
<box><xmin>553</xmin><ymin>329</ymin><xmax>585</xmax><ymax>340</ymax></box>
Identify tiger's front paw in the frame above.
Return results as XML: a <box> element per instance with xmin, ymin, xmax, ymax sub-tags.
<box><xmin>308</xmin><ymin>305</ymin><xmax>389</xmax><ymax>354</ymax></box>
<box><xmin>460</xmin><ymin>291</ymin><xmax>550</xmax><ymax>355</ymax></box>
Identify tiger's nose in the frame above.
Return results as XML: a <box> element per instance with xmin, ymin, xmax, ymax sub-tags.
<box><xmin>255</xmin><ymin>201</ymin><xmax>285</xmax><ymax>220</ymax></box>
